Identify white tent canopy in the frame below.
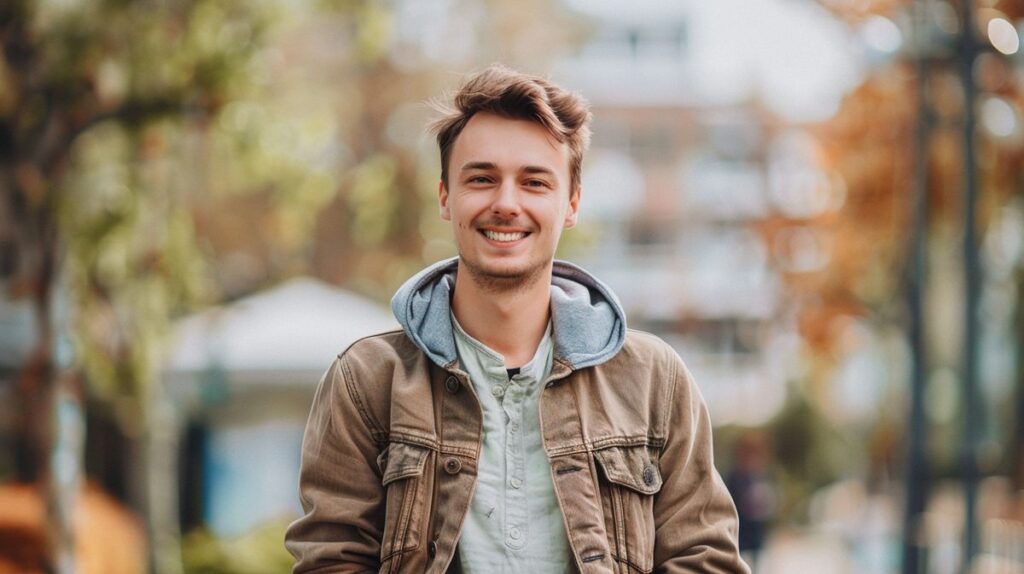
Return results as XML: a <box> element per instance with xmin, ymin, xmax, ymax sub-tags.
<box><xmin>166</xmin><ymin>277</ymin><xmax>397</xmax><ymax>379</ymax></box>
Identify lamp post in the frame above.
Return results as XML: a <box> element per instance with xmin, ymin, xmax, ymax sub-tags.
<box><xmin>903</xmin><ymin>2</ymin><xmax>932</xmax><ymax>572</ymax></box>
<box><xmin>957</xmin><ymin>0</ymin><xmax>981</xmax><ymax>570</ymax></box>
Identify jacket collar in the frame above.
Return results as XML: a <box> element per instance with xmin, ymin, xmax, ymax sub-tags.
<box><xmin>391</xmin><ymin>257</ymin><xmax>627</xmax><ymax>371</ymax></box>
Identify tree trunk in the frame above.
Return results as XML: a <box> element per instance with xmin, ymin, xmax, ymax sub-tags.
<box><xmin>146</xmin><ymin>373</ymin><xmax>184</xmax><ymax>574</ymax></box>
<box><xmin>4</xmin><ymin>160</ymin><xmax>77</xmax><ymax>573</ymax></box>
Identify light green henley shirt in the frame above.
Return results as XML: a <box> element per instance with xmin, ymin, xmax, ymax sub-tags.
<box><xmin>450</xmin><ymin>313</ymin><xmax>574</xmax><ymax>573</ymax></box>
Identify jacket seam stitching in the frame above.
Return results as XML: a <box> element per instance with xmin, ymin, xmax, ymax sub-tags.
<box><xmin>568</xmin><ymin>374</ymin><xmax>588</xmax><ymax>454</ymax></box>
<box><xmin>591</xmin><ymin>436</ymin><xmax>664</xmax><ymax>449</ymax></box>
<box><xmin>611</xmin><ymin>552</ymin><xmax>654</xmax><ymax>573</ymax></box>
<box><xmin>438</xmin><ymin>445</ymin><xmax>476</xmax><ymax>457</ymax></box>
<box><xmin>662</xmin><ymin>356</ymin><xmax>680</xmax><ymax>454</ymax></box>
<box><xmin>387</xmin><ymin>432</ymin><xmax>440</xmax><ymax>451</ymax></box>
<box><xmin>545</xmin><ymin>435</ymin><xmax>668</xmax><ymax>457</ymax></box>
<box><xmin>546</xmin><ymin>443</ymin><xmax>591</xmax><ymax>456</ymax></box>
<box><xmin>339</xmin><ymin>354</ymin><xmax>386</xmax><ymax>442</ymax></box>
<box><xmin>560</xmin><ymin>378</ymin><xmax>589</xmax><ymax>571</ymax></box>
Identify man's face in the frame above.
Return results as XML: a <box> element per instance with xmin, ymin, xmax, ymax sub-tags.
<box><xmin>440</xmin><ymin>112</ymin><xmax>580</xmax><ymax>288</ymax></box>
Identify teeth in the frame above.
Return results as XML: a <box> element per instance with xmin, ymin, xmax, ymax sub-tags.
<box><xmin>483</xmin><ymin>230</ymin><xmax>526</xmax><ymax>242</ymax></box>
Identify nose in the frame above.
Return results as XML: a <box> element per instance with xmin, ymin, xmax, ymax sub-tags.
<box><xmin>490</xmin><ymin>179</ymin><xmax>520</xmax><ymax>220</ymax></box>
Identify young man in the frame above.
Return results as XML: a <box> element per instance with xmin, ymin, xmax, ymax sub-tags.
<box><xmin>285</xmin><ymin>65</ymin><xmax>749</xmax><ymax>574</ymax></box>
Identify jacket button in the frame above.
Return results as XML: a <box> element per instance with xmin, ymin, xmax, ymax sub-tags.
<box><xmin>643</xmin><ymin>464</ymin><xmax>657</xmax><ymax>486</ymax></box>
<box><xmin>444</xmin><ymin>457</ymin><xmax>462</xmax><ymax>474</ymax></box>
<box><xmin>428</xmin><ymin>540</ymin><xmax>437</xmax><ymax>558</ymax></box>
<box><xmin>445</xmin><ymin>376</ymin><xmax>460</xmax><ymax>394</ymax></box>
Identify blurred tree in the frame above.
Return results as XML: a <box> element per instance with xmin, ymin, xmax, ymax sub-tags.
<box><xmin>781</xmin><ymin>0</ymin><xmax>1023</xmax><ymax>441</ymax></box>
<box><xmin>0</xmin><ymin>0</ymin><xmax>272</xmax><ymax>571</ymax></box>
<box><xmin>746</xmin><ymin>13</ymin><xmax>1024</xmax><ymax>561</ymax></box>
<box><xmin>750</xmin><ymin>63</ymin><xmax>916</xmax><ymax>376</ymax></box>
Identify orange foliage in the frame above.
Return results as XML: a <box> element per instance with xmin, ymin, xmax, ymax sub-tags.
<box><xmin>0</xmin><ymin>482</ymin><xmax>146</xmax><ymax>574</ymax></box>
<box><xmin>758</xmin><ymin>65</ymin><xmax>917</xmax><ymax>357</ymax></box>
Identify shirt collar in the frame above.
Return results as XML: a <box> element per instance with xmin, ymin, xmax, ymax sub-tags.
<box><xmin>450</xmin><ymin>311</ymin><xmax>553</xmax><ymax>385</ymax></box>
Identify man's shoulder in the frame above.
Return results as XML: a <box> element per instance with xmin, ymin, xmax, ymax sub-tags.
<box><xmin>337</xmin><ymin>328</ymin><xmax>417</xmax><ymax>360</ymax></box>
<box><xmin>615</xmin><ymin>329</ymin><xmax>706</xmax><ymax>409</ymax></box>
<box><xmin>333</xmin><ymin>328</ymin><xmax>429</xmax><ymax>374</ymax></box>
<box><xmin>615</xmin><ymin>328</ymin><xmax>686</xmax><ymax>370</ymax></box>
<box><xmin>582</xmin><ymin>329</ymin><xmax>688</xmax><ymax>397</ymax></box>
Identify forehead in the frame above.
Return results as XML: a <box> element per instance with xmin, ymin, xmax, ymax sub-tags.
<box><xmin>451</xmin><ymin>112</ymin><xmax>570</xmax><ymax>175</ymax></box>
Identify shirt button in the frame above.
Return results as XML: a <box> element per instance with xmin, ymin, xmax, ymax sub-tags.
<box><xmin>491</xmin><ymin>385</ymin><xmax>505</xmax><ymax>398</ymax></box>
<box><xmin>510</xmin><ymin>477</ymin><xmax>522</xmax><ymax>489</ymax></box>
<box><xmin>428</xmin><ymin>540</ymin><xmax>437</xmax><ymax>557</ymax></box>
<box><xmin>510</xmin><ymin>421</ymin><xmax>519</xmax><ymax>431</ymax></box>
<box><xmin>444</xmin><ymin>457</ymin><xmax>462</xmax><ymax>474</ymax></box>
<box><xmin>445</xmin><ymin>376</ymin><xmax>460</xmax><ymax>394</ymax></box>
<box><xmin>509</xmin><ymin>527</ymin><xmax>521</xmax><ymax>540</ymax></box>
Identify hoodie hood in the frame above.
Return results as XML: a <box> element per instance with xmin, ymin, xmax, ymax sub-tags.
<box><xmin>391</xmin><ymin>257</ymin><xmax>627</xmax><ymax>370</ymax></box>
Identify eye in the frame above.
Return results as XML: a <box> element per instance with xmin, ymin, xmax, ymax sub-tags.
<box><xmin>525</xmin><ymin>179</ymin><xmax>550</xmax><ymax>188</ymax></box>
<box><xmin>467</xmin><ymin>175</ymin><xmax>492</xmax><ymax>185</ymax></box>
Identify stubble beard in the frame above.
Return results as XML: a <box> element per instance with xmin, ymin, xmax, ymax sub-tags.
<box><xmin>459</xmin><ymin>254</ymin><xmax>548</xmax><ymax>294</ymax></box>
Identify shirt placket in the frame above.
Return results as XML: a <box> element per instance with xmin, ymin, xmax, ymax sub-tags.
<box><xmin>500</xmin><ymin>376</ymin><xmax>529</xmax><ymax>551</ymax></box>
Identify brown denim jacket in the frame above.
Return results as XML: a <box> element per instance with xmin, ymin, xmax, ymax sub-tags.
<box><xmin>285</xmin><ymin>259</ymin><xmax>748</xmax><ymax>573</ymax></box>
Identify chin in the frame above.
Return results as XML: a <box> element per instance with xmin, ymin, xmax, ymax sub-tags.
<box><xmin>477</xmin><ymin>263</ymin><xmax>530</xmax><ymax>279</ymax></box>
<box><xmin>460</xmin><ymin>256</ymin><xmax>547</xmax><ymax>285</ymax></box>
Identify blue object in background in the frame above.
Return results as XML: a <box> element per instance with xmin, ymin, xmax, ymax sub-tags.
<box><xmin>202</xmin><ymin>418</ymin><xmax>305</xmax><ymax>537</ymax></box>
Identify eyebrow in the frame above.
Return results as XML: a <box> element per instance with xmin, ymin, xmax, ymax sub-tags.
<box><xmin>522</xmin><ymin>165</ymin><xmax>557</xmax><ymax>179</ymax></box>
<box><xmin>459</xmin><ymin>161</ymin><xmax>558</xmax><ymax>179</ymax></box>
<box><xmin>460</xmin><ymin>161</ymin><xmax>498</xmax><ymax>172</ymax></box>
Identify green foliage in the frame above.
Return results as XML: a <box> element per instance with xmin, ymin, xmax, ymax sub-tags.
<box><xmin>347</xmin><ymin>154</ymin><xmax>399</xmax><ymax>248</ymax></box>
<box><xmin>19</xmin><ymin>0</ymin><xmax>418</xmax><ymax>418</ymax></box>
<box><xmin>745</xmin><ymin>385</ymin><xmax>858</xmax><ymax>523</ymax></box>
<box><xmin>59</xmin><ymin>122</ymin><xmax>214</xmax><ymax>405</ymax></box>
<box><xmin>353</xmin><ymin>3</ymin><xmax>393</xmax><ymax>64</ymax></box>
<box><xmin>181</xmin><ymin>521</ymin><xmax>294</xmax><ymax>574</ymax></box>
<box><xmin>208</xmin><ymin>92</ymin><xmax>340</xmax><ymax>255</ymax></box>
<box><xmin>3</xmin><ymin>0</ymin><xmax>280</xmax><ymax>413</ymax></box>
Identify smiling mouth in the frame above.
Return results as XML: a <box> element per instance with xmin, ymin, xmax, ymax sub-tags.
<box><xmin>481</xmin><ymin>229</ymin><xmax>529</xmax><ymax>242</ymax></box>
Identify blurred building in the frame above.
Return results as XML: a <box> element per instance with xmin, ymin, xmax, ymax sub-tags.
<box><xmin>164</xmin><ymin>277</ymin><xmax>396</xmax><ymax>536</ymax></box>
<box><xmin>553</xmin><ymin>0</ymin><xmax>834</xmax><ymax>426</ymax></box>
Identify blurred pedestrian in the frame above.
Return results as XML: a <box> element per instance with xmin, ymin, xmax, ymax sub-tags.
<box><xmin>726</xmin><ymin>431</ymin><xmax>778</xmax><ymax>570</ymax></box>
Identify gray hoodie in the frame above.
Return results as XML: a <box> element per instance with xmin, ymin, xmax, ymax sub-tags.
<box><xmin>390</xmin><ymin>257</ymin><xmax>627</xmax><ymax>371</ymax></box>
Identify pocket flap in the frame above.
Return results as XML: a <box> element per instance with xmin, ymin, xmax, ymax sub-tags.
<box><xmin>377</xmin><ymin>442</ymin><xmax>430</xmax><ymax>486</ymax></box>
<box><xmin>593</xmin><ymin>445</ymin><xmax>662</xmax><ymax>495</ymax></box>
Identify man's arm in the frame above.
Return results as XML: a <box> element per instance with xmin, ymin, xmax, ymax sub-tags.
<box><xmin>653</xmin><ymin>359</ymin><xmax>750</xmax><ymax>574</ymax></box>
<box><xmin>285</xmin><ymin>356</ymin><xmax>384</xmax><ymax>573</ymax></box>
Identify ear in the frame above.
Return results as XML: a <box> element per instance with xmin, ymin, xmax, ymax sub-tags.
<box><xmin>564</xmin><ymin>186</ymin><xmax>581</xmax><ymax>228</ymax></box>
<box><xmin>439</xmin><ymin>180</ymin><xmax>451</xmax><ymax>221</ymax></box>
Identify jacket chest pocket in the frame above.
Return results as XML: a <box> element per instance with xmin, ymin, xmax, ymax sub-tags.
<box><xmin>593</xmin><ymin>445</ymin><xmax>663</xmax><ymax>574</ymax></box>
<box><xmin>377</xmin><ymin>441</ymin><xmax>431</xmax><ymax>567</ymax></box>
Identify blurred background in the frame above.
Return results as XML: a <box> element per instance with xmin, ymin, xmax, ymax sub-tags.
<box><xmin>1</xmin><ymin>0</ymin><xmax>1023</xmax><ymax>572</ymax></box>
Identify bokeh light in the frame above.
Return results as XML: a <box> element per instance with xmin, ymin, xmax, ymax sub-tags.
<box><xmin>987</xmin><ymin>17</ymin><xmax>1020</xmax><ymax>56</ymax></box>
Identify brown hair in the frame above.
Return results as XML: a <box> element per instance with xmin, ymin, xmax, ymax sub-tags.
<box><xmin>430</xmin><ymin>64</ymin><xmax>592</xmax><ymax>194</ymax></box>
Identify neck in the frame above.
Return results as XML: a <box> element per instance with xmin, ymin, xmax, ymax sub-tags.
<box><xmin>451</xmin><ymin>260</ymin><xmax>552</xmax><ymax>369</ymax></box>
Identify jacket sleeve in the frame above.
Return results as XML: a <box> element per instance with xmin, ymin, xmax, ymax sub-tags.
<box><xmin>285</xmin><ymin>356</ymin><xmax>384</xmax><ymax>573</ymax></box>
<box><xmin>653</xmin><ymin>358</ymin><xmax>750</xmax><ymax>574</ymax></box>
